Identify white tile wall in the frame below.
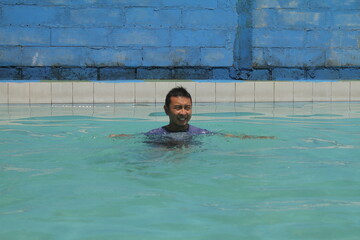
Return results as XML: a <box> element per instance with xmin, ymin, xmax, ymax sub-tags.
<box><xmin>196</xmin><ymin>82</ymin><xmax>215</xmax><ymax>102</ymax></box>
<box><xmin>94</xmin><ymin>82</ymin><xmax>115</xmax><ymax>103</ymax></box>
<box><xmin>0</xmin><ymin>82</ymin><xmax>8</xmax><ymax>104</ymax></box>
<box><xmin>275</xmin><ymin>82</ymin><xmax>294</xmax><ymax>102</ymax></box>
<box><xmin>350</xmin><ymin>81</ymin><xmax>360</xmax><ymax>101</ymax></box>
<box><xmin>135</xmin><ymin>82</ymin><xmax>156</xmax><ymax>103</ymax></box>
<box><xmin>255</xmin><ymin>81</ymin><xmax>274</xmax><ymax>102</ymax></box>
<box><xmin>216</xmin><ymin>82</ymin><xmax>235</xmax><ymax>102</ymax></box>
<box><xmin>332</xmin><ymin>82</ymin><xmax>350</xmax><ymax>102</ymax></box>
<box><xmin>30</xmin><ymin>82</ymin><xmax>51</xmax><ymax>104</ymax></box>
<box><xmin>115</xmin><ymin>82</ymin><xmax>135</xmax><ymax>103</ymax></box>
<box><xmin>236</xmin><ymin>82</ymin><xmax>254</xmax><ymax>102</ymax></box>
<box><xmin>294</xmin><ymin>82</ymin><xmax>312</xmax><ymax>102</ymax></box>
<box><xmin>52</xmin><ymin>82</ymin><xmax>73</xmax><ymax>104</ymax></box>
<box><xmin>313</xmin><ymin>82</ymin><xmax>331</xmax><ymax>102</ymax></box>
<box><xmin>73</xmin><ymin>82</ymin><xmax>94</xmax><ymax>104</ymax></box>
<box><xmin>1</xmin><ymin>81</ymin><xmax>358</xmax><ymax>104</ymax></box>
<box><xmin>9</xmin><ymin>82</ymin><xmax>30</xmax><ymax>104</ymax></box>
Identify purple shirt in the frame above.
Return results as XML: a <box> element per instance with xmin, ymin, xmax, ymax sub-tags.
<box><xmin>145</xmin><ymin>125</ymin><xmax>212</xmax><ymax>136</ymax></box>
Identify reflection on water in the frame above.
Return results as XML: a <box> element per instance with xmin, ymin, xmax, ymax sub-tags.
<box><xmin>1</xmin><ymin>166</ymin><xmax>63</xmax><ymax>177</ymax></box>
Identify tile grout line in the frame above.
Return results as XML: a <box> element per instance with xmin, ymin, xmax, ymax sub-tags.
<box><xmin>113</xmin><ymin>82</ymin><xmax>115</xmax><ymax>104</ymax></box>
<box><xmin>272</xmin><ymin>81</ymin><xmax>275</xmax><ymax>103</ymax></box>
<box><xmin>195</xmin><ymin>82</ymin><xmax>197</xmax><ymax>103</ymax></box>
<box><xmin>252</xmin><ymin>82</ymin><xmax>255</xmax><ymax>103</ymax></box>
<box><xmin>311</xmin><ymin>82</ymin><xmax>314</xmax><ymax>103</ymax></box>
<box><xmin>234</xmin><ymin>83</ymin><xmax>237</xmax><ymax>103</ymax></box>
<box><xmin>306</xmin><ymin>82</ymin><xmax>314</xmax><ymax>102</ymax></box>
<box><xmin>331</xmin><ymin>82</ymin><xmax>334</xmax><ymax>102</ymax></box>
<box><xmin>215</xmin><ymin>82</ymin><xmax>217</xmax><ymax>103</ymax></box>
<box><xmin>234</xmin><ymin>82</ymin><xmax>236</xmax><ymax>103</ymax></box>
<box><xmin>7</xmin><ymin>82</ymin><xmax>9</xmax><ymax>104</ymax></box>
<box><xmin>254</xmin><ymin>82</ymin><xmax>256</xmax><ymax>103</ymax></box>
<box><xmin>72</xmin><ymin>82</ymin><xmax>74</xmax><ymax>105</ymax></box>
<box><xmin>155</xmin><ymin>81</ymin><xmax>157</xmax><ymax>104</ymax></box>
<box><xmin>51</xmin><ymin>82</ymin><xmax>53</xmax><ymax>105</ymax></box>
<box><xmin>28</xmin><ymin>82</ymin><xmax>31</xmax><ymax>104</ymax></box>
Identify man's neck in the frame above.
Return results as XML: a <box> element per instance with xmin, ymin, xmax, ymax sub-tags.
<box><xmin>165</xmin><ymin>124</ymin><xmax>189</xmax><ymax>132</ymax></box>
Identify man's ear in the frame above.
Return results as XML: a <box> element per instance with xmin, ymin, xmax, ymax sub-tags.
<box><xmin>164</xmin><ymin>105</ymin><xmax>169</xmax><ymax>115</ymax></box>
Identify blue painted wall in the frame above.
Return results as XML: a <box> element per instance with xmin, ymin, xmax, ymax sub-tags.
<box><xmin>251</xmin><ymin>0</ymin><xmax>360</xmax><ymax>79</ymax></box>
<box><xmin>0</xmin><ymin>0</ymin><xmax>237</xmax><ymax>68</ymax></box>
<box><xmin>0</xmin><ymin>0</ymin><xmax>359</xmax><ymax>79</ymax></box>
<box><xmin>254</xmin><ymin>0</ymin><xmax>360</xmax><ymax>67</ymax></box>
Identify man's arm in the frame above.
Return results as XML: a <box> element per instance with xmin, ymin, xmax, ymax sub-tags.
<box><xmin>223</xmin><ymin>133</ymin><xmax>276</xmax><ymax>139</ymax></box>
<box><xmin>108</xmin><ymin>134</ymin><xmax>133</xmax><ymax>138</ymax></box>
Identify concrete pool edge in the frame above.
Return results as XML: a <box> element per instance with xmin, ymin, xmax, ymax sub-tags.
<box><xmin>0</xmin><ymin>80</ymin><xmax>359</xmax><ymax>104</ymax></box>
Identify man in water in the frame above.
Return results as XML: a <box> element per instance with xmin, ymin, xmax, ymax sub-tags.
<box><xmin>109</xmin><ymin>86</ymin><xmax>274</xmax><ymax>139</ymax></box>
<box><xmin>109</xmin><ymin>86</ymin><xmax>210</xmax><ymax>138</ymax></box>
<box><xmin>145</xmin><ymin>86</ymin><xmax>211</xmax><ymax>136</ymax></box>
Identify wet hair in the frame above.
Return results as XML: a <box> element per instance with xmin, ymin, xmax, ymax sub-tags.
<box><xmin>165</xmin><ymin>86</ymin><xmax>192</xmax><ymax>108</ymax></box>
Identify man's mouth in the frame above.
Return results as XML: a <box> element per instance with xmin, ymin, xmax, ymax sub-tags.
<box><xmin>178</xmin><ymin>116</ymin><xmax>187</xmax><ymax>121</ymax></box>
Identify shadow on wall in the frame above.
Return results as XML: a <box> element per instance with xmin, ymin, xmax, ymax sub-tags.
<box><xmin>231</xmin><ymin>0</ymin><xmax>253</xmax><ymax>79</ymax></box>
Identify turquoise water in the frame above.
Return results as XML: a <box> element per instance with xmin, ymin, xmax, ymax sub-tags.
<box><xmin>1</xmin><ymin>103</ymin><xmax>360</xmax><ymax>240</ymax></box>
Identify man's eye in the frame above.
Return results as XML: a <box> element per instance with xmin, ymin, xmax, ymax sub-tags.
<box><xmin>185</xmin><ymin>106</ymin><xmax>191</xmax><ymax>110</ymax></box>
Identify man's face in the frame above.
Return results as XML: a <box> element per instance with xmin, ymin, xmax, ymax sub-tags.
<box><xmin>164</xmin><ymin>96</ymin><xmax>192</xmax><ymax>130</ymax></box>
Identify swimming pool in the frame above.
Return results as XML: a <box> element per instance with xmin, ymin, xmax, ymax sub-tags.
<box><xmin>1</xmin><ymin>102</ymin><xmax>360</xmax><ymax>239</ymax></box>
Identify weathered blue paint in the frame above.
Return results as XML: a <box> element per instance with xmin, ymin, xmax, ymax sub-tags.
<box><xmin>0</xmin><ymin>68</ymin><xmax>21</xmax><ymax>80</ymax></box>
<box><xmin>252</xmin><ymin>0</ymin><xmax>360</xmax><ymax>75</ymax></box>
<box><xmin>273</xmin><ymin>68</ymin><xmax>305</xmax><ymax>81</ymax></box>
<box><xmin>0</xmin><ymin>0</ymin><xmax>359</xmax><ymax>80</ymax></box>
<box><xmin>234</xmin><ymin>0</ymin><xmax>253</xmax><ymax>69</ymax></box>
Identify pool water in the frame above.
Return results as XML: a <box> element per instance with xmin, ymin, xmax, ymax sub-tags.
<box><xmin>1</xmin><ymin>102</ymin><xmax>360</xmax><ymax>240</ymax></box>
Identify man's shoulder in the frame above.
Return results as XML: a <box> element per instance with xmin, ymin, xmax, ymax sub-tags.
<box><xmin>188</xmin><ymin>125</ymin><xmax>213</xmax><ymax>134</ymax></box>
<box><xmin>145</xmin><ymin>126</ymin><xmax>168</xmax><ymax>135</ymax></box>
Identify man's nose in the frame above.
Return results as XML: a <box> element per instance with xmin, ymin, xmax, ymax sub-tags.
<box><xmin>179</xmin><ymin>108</ymin><xmax>186</xmax><ymax>115</ymax></box>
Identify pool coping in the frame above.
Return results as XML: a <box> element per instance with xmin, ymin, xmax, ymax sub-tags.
<box><xmin>0</xmin><ymin>80</ymin><xmax>359</xmax><ymax>104</ymax></box>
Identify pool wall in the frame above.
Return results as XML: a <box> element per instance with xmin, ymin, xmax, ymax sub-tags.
<box><xmin>0</xmin><ymin>81</ymin><xmax>359</xmax><ymax>104</ymax></box>
<box><xmin>1</xmin><ymin>0</ymin><xmax>360</xmax><ymax>80</ymax></box>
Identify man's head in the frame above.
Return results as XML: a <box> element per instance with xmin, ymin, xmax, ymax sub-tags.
<box><xmin>164</xmin><ymin>86</ymin><xmax>192</xmax><ymax>109</ymax></box>
<box><xmin>164</xmin><ymin>87</ymin><xmax>193</xmax><ymax>131</ymax></box>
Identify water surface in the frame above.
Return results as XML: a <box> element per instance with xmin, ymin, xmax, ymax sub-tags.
<box><xmin>1</xmin><ymin>103</ymin><xmax>360</xmax><ymax>240</ymax></box>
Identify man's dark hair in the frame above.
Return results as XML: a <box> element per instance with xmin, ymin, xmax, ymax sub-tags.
<box><xmin>165</xmin><ymin>86</ymin><xmax>192</xmax><ymax>108</ymax></box>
